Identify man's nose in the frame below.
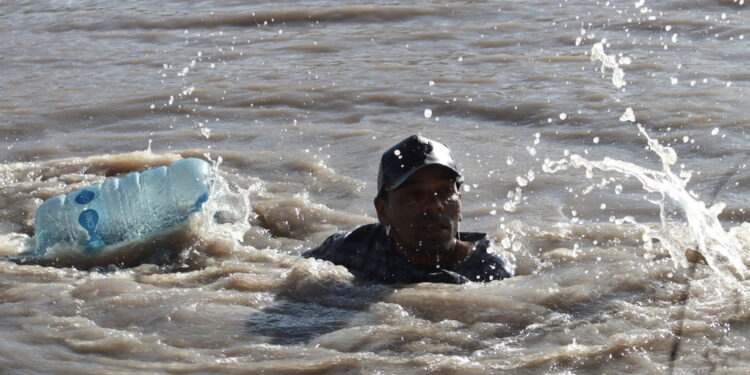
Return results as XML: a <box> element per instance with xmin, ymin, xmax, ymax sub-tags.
<box><xmin>423</xmin><ymin>192</ymin><xmax>445</xmax><ymax>213</ymax></box>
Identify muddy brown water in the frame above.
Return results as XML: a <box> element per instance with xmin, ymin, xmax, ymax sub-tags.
<box><xmin>2</xmin><ymin>1</ymin><xmax>750</xmax><ymax>374</ymax></box>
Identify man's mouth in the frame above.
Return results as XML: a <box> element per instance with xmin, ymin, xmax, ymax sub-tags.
<box><xmin>421</xmin><ymin>218</ymin><xmax>450</xmax><ymax>233</ymax></box>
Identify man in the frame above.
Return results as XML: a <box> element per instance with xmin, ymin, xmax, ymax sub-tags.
<box><xmin>303</xmin><ymin>135</ymin><xmax>514</xmax><ymax>284</ymax></box>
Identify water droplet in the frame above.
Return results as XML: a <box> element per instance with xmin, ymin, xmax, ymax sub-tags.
<box><xmin>619</xmin><ymin>107</ymin><xmax>636</xmax><ymax>122</ymax></box>
<box><xmin>424</xmin><ymin>109</ymin><xmax>433</xmax><ymax>118</ymax></box>
<box><xmin>200</xmin><ymin>127</ymin><xmax>211</xmax><ymax>139</ymax></box>
<box><xmin>501</xmin><ymin>237</ymin><xmax>511</xmax><ymax>248</ymax></box>
<box><xmin>559</xmin><ymin>113</ymin><xmax>567</xmax><ymax>120</ymax></box>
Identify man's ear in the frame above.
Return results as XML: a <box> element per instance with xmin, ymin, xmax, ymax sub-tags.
<box><xmin>457</xmin><ymin>192</ymin><xmax>463</xmax><ymax>222</ymax></box>
<box><xmin>374</xmin><ymin>196</ymin><xmax>389</xmax><ymax>226</ymax></box>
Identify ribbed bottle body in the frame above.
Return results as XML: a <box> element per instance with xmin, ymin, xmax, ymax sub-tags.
<box><xmin>31</xmin><ymin>158</ymin><xmax>212</xmax><ymax>256</ymax></box>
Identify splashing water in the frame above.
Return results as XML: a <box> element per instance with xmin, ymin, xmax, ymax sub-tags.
<box><xmin>590</xmin><ymin>42</ymin><xmax>626</xmax><ymax>89</ymax></box>
<box><xmin>543</xmin><ymin>124</ymin><xmax>748</xmax><ymax>285</ymax></box>
<box><xmin>201</xmin><ymin>154</ymin><xmax>257</xmax><ymax>246</ymax></box>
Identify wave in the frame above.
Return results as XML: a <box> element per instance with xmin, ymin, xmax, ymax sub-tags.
<box><xmin>47</xmin><ymin>6</ymin><xmax>438</xmax><ymax>32</ymax></box>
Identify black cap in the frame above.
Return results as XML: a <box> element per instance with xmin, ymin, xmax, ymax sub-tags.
<box><xmin>377</xmin><ymin>135</ymin><xmax>462</xmax><ymax>196</ymax></box>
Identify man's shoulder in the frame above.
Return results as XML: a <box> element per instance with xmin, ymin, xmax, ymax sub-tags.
<box><xmin>301</xmin><ymin>223</ymin><xmax>385</xmax><ymax>260</ymax></box>
<box><xmin>457</xmin><ymin>232</ymin><xmax>515</xmax><ymax>281</ymax></box>
<box><xmin>342</xmin><ymin>222</ymin><xmax>385</xmax><ymax>242</ymax></box>
<box><xmin>302</xmin><ymin>223</ymin><xmax>392</xmax><ymax>282</ymax></box>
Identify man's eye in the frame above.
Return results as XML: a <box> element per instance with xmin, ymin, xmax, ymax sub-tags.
<box><xmin>438</xmin><ymin>187</ymin><xmax>454</xmax><ymax>198</ymax></box>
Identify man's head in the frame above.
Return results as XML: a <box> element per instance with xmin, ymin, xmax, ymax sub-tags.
<box><xmin>374</xmin><ymin>135</ymin><xmax>464</xmax><ymax>264</ymax></box>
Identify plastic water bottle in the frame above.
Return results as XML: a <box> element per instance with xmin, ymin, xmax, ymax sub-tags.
<box><xmin>29</xmin><ymin>158</ymin><xmax>213</xmax><ymax>257</ymax></box>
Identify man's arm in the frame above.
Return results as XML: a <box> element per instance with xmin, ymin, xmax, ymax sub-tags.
<box><xmin>301</xmin><ymin>233</ymin><xmax>342</xmax><ymax>260</ymax></box>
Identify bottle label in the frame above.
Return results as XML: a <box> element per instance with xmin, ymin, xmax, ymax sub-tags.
<box><xmin>193</xmin><ymin>193</ymin><xmax>209</xmax><ymax>212</ymax></box>
<box><xmin>75</xmin><ymin>190</ymin><xmax>96</xmax><ymax>205</ymax></box>
<box><xmin>78</xmin><ymin>209</ymin><xmax>106</xmax><ymax>250</ymax></box>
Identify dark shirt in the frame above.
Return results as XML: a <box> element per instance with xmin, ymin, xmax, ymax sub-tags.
<box><xmin>302</xmin><ymin>223</ymin><xmax>514</xmax><ymax>284</ymax></box>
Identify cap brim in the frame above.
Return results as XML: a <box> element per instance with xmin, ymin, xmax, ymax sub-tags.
<box><xmin>384</xmin><ymin>163</ymin><xmax>461</xmax><ymax>192</ymax></box>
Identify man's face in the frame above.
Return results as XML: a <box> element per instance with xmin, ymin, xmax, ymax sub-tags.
<box><xmin>375</xmin><ymin>166</ymin><xmax>462</xmax><ymax>259</ymax></box>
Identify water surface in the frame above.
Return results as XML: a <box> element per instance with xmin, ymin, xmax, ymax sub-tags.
<box><xmin>1</xmin><ymin>1</ymin><xmax>749</xmax><ymax>374</ymax></box>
